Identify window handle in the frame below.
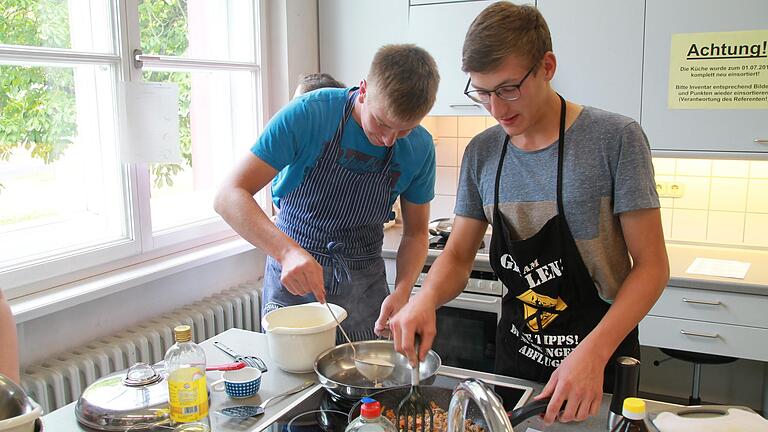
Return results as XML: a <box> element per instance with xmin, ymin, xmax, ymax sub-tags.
<box><xmin>682</xmin><ymin>297</ymin><xmax>721</xmax><ymax>306</ymax></box>
<box><xmin>680</xmin><ymin>329</ymin><xmax>719</xmax><ymax>339</ymax></box>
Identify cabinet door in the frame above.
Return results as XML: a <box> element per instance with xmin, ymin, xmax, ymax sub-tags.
<box><xmin>408</xmin><ymin>1</ymin><xmax>495</xmax><ymax>116</ymax></box>
<box><xmin>642</xmin><ymin>0</ymin><xmax>768</xmax><ymax>154</ymax></box>
<box><xmin>537</xmin><ymin>0</ymin><xmax>644</xmax><ymax>122</ymax></box>
<box><xmin>319</xmin><ymin>0</ymin><xmax>409</xmax><ymax>88</ymax></box>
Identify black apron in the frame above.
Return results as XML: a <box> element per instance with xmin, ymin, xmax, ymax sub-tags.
<box><xmin>489</xmin><ymin>95</ymin><xmax>639</xmax><ymax>395</ymax></box>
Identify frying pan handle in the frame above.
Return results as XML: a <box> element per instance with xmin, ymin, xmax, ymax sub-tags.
<box><xmin>507</xmin><ymin>397</ymin><xmax>551</xmax><ymax>427</ymax></box>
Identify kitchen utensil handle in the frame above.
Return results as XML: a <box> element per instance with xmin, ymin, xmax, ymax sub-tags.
<box><xmin>213</xmin><ymin>341</ymin><xmax>240</xmax><ymax>359</ymax></box>
<box><xmin>507</xmin><ymin>398</ymin><xmax>551</xmax><ymax>427</ymax></box>
<box><xmin>253</xmin><ymin>357</ymin><xmax>268</xmax><ymax>373</ymax></box>
<box><xmin>680</xmin><ymin>329</ymin><xmax>719</xmax><ymax>338</ymax></box>
<box><xmin>206</xmin><ymin>361</ymin><xmax>245</xmax><ymax>371</ymax></box>
<box><xmin>682</xmin><ymin>297</ymin><xmax>721</xmax><ymax>306</ymax></box>
<box><xmin>326</xmin><ymin>303</ymin><xmax>356</xmax><ymax>356</ymax></box>
<box><xmin>259</xmin><ymin>380</ymin><xmax>315</xmax><ymax>409</ymax></box>
<box><xmin>411</xmin><ymin>335</ymin><xmax>421</xmax><ymax>386</ymax></box>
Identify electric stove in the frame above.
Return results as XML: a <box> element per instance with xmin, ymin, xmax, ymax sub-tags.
<box><xmin>263</xmin><ymin>372</ymin><xmax>532</xmax><ymax>432</ymax></box>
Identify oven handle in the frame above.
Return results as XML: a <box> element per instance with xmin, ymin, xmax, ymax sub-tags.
<box><xmin>411</xmin><ymin>289</ymin><xmax>500</xmax><ymax>305</ymax></box>
<box><xmin>451</xmin><ymin>296</ymin><xmax>499</xmax><ymax>305</ymax></box>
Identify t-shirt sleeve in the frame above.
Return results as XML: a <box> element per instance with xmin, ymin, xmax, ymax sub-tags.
<box><xmin>401</xmin><ymin>133</ymin><xmax>436</xmax><ymax>204</ymax></box>
<box><xmin>250</xmin><ymin>100</ymin><xmax>307</xmax><ymax>171</ymax></box>
<box><xmin>454</xmin><ymin>142</ymin><xmax>488</xmax><ymax>221</ymax></box>
<box><xmin>613</xmin><ymin>122</ymin><xmax>661</xmax><ymax>214</ymax></box>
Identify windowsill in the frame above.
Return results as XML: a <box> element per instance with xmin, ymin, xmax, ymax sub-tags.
<box><xmin>9</xmin><ymin>237</ymin><xmax>256</xmax><ymax>324</ymax></box>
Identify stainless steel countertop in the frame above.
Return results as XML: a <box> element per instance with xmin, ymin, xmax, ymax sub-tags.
<box><xmin>41</xmin><ymin>328</ymin><xmax>678</xmax><ymax>431</ymax></box>
<box><xmin>383</xmin><ymin>225</ymin><xmax>768</xmax><ymax>295</ymax></box>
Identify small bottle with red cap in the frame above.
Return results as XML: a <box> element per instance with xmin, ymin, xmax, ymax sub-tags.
<box><xmin>345</xmin><ymin>398</ymin><xmax>397</xmax><ymax>432</ymax></box>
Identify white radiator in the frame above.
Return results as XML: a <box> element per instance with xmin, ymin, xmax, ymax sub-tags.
<box><xmin>20</xmin><ymin>283</ymin><xmax>261</xmax><ymax>413</ymax></box>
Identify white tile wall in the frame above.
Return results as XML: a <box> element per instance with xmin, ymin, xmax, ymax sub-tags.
<box><xmin>435</xmin><ymin>166</ymin><xmax>458</xmax><ymax>195</ymax></box>
<box><xmin>746</xmin><ymin>179</ymin><xmax>768</xmax><ymax>213</ymax></box>
<box><xmin>709</xmin><ymin>178</ymin><xmax>748</xmax><ymax>212</ymax></box>
<box><xmin>706</xmin><ymin>211</ymin><xmax>745</xmax><ymax>244</ymax></box>
<box><xmin>421</xmin><ymin>116</ymin><xmax>768</xmax><ymax>248</ymax></box>
<box><xmin>435</xmin><ymin>137</ymin><xmax>458</xmax><ymax>167</ymax></box>
<box><xmin>671</xmin><ymin>209</ymin><xmax>708</xmax><ymax>241</ymax></box>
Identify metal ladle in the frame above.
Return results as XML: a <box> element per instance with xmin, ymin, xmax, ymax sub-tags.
<box><xmin>324</xmin><ymin>302</ymin><xmax>395</xmax><ymax>382</ymax></box>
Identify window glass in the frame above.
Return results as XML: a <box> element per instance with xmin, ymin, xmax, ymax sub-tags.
<box><xmin>0</xmin><ymin>63</ymin><xmax>125</xmax><ymax>269</ymax></box>
<box><xmin>144</xmin><ymin>69</ymin><xmax>258</xmax><ymax>232</ymax></box>
<box><xmin>139</xmin><ymin>0</ymin><xmax>255</xmax><ymax>62</ymax></box>
<box><xmin>0</xmin><ymin>0</ymin><xmax>115</xmax><ymax>53</ymax></box>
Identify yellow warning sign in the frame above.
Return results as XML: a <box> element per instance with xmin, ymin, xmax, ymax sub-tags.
<box><xmin>668</xmin><ymin>30</ymin><xmax>768</xmax><ymax>109</ymax></box>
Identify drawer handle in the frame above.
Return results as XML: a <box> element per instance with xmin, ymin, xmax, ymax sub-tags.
<box><xmin>680</xmin><ymin>330</ymin><xmax>719</xmax><ymax>339</ymax></box>
<box><xmin>754</xmin><ymin>139</ymin><xmax>768</xmax><ymax>143</ymax></box>
<box><xmin>682</xmin><ymin>298</ymin><xmax>722</xmax><ymax>306</ymax></box>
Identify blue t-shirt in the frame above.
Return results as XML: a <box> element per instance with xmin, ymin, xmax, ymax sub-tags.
<box><xmin>252</xmin><ymin>87</ymin><xmax>436</xmax><ymax>208</ymax></box>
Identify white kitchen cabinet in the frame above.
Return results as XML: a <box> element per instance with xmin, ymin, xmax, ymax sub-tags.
<box><xmin>408</xmin><ymin>1</ymin><xmax>495</xmax><ymax>116</ymax></box>
<box><xmin>536</xmin><ymin>0</ymin><xmax>644</xmax><ymax>122</ymax></box>
<box><xmin>319</xmin><ymin>0</ymin><xmax>409</xmax><ymax>88</ymax></box>
<box><xmin>640</xmin><ymin>285</ymin><xmax>768</xmax><ymax>362</ymax></box>
<box><xmin>642</xmin><ymin>0</ymin><xmax>768</xmax><ymax>154</ymax></box>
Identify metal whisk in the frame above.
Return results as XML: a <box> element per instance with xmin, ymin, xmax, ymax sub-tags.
<box><xmin>396</xmin><ymin>336</ymin><xmax>434</xmax><ymax>432</ymax></box>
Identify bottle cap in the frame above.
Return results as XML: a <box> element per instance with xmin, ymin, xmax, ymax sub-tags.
<box><xmin>360</xmin><ymin>398</ymin><xmax>381</xmax><ymax>419</ymax></box>
<box><xmin>622</xmin><ymin>397</ymin><xmax>646</xmax><ymax>420</ymax></box>
<box><xmin>173</xmin><ymin>325</ymin><xmax>192</xmax><ymax>343</ymax></box>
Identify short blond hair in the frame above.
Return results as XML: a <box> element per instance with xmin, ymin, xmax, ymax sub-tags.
<box><xmin>462</xmin><ymin>2</ymin><xmax>552</xmax><ymax>73</ymax></box>
<box><xmin>367</xmin><ymin>44</ymin><xmax>439</xmax><ymax>122</ymax></box>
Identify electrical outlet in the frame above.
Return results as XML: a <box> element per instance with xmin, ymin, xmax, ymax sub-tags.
<box><xmin>656</xmin><ymin>181</ymin><xmax>685</xmax><ymax>198</ymax></box>
<box><xmin>668</xmin><ymin>182</ymin><xmax>684</xmax><ymax>198</ymax></box>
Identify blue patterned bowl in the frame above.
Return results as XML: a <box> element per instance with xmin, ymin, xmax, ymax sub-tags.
<box><xmin>212</xmin><ymin>367</ymin><xmax>261</xmax><ymax>398</ymax></box>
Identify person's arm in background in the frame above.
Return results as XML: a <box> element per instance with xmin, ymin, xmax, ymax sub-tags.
<box><xmin>389</xmin><ymin>216</ymin><xmax>488</xmax><ymax>363</ymax></box>
<box><xmin>214</xmin><ymin>100</ymin><xmax>326</xmax><ymax>303</ymax></box>
<box><xmin>375</xmin><ymin>199</ymin><xmax>429</xmax><ymax>336</ymax></box>
<box><xmin>0</xmin><ymin>293</ymin><xmax>20</xmax><ymax>383</ymax></box>
<box><xmin>214</xmin><ymin>154</ymin><xmax>325</xmax><ymax>303</ymax></box>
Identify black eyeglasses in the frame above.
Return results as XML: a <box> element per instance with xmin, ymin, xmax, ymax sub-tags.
<box><xmin>464</xmin><ymin>64</ymin><xmax>536</xmax><ymax>104</ymax></box>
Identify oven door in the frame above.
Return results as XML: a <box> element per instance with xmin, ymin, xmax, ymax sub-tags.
<box><xmin>410</xmin><ymin>286</ymin><xmax>501</xmax><ymax>373</ymax></box>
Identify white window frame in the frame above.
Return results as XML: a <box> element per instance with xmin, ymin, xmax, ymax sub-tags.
<box><xmin>0</xmin><ymin>0</ymin><xmax>268</xmax><ymax>299</ymax></box>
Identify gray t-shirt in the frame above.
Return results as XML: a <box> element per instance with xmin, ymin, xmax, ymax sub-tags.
<box><xmin>455</xmin><ymin>106</ymin><xmax>659</xmax><ymax>301</ymax></box>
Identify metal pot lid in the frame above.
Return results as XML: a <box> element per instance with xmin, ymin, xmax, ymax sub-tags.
<box><xmin>75</xmin><ymin>362</ymin><xmax>170</xmax><ymax>431</ymax></box>
<box><xmin>123</xmin><ymin>362</ymin><xmax>163</xmax><ymax>387</ymax></box>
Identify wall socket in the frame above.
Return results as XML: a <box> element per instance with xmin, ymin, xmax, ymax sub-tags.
<box><xmin>656</xmin><ymin>181</ymin><xmax>685</xmax><ymax>198</ymax></box>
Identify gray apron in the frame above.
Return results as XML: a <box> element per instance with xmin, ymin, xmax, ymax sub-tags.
<box><xmin>262</xmin><ymin>89</ymin><xmax>393</xmax><ymax>342</ymax></box>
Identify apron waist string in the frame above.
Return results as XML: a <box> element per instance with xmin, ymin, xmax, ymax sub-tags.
<box><xmin>308</xmin><ymin>241</ymin><xmax>379</xmax><ymax>284</ymax></box>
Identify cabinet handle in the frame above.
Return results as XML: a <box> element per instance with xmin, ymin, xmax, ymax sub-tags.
<box><xmin>680</xmin><ymin>329</ymin><xmax>719</xmax><ymax>339</ymax></box>
<box><xmin>449</xmin><ymin>104</ymin><xmax>482</xmax><ymax>109</ymax></box>
<box><xmin>682</xmin><ymin>297</ymin><xmax>722</xmax><ymax>306</ymax></box>
<box><xmin>755</xmin><ymin>139</ymin><xmax>768</xmax><ymax>143</ymax></box>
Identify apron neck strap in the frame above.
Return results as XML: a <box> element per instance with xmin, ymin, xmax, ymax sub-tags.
<box><xmin>493</xmin><ymin>94</ymin><xmax>568</xmax><ymax>214</ymax></box>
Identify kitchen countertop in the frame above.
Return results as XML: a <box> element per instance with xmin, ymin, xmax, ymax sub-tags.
<box><xmin>383</xmin><ymin>225</ymin><xmax>768</xmax><ymax>295</ymax></box>
<box><xmin>42</xmin><ymin>328</ymin><xmax>676</xmax><ymax>432</ymax></box>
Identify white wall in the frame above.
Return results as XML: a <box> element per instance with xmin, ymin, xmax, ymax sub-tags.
<box><xmin>265</xmin><ymin>0</ymin><xmax>320</xmax><ymax>116</ymax></box>
<box><xmin>16</xmin><ymin>249</ymin><xmax>265</xmax><ymax>366</ymax></box>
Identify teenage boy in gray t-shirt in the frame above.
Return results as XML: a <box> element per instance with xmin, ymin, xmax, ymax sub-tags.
<box><xmin>388</xmin><ymin>2</ymin><xmax>669</xmax><ymax>426</ymax></box>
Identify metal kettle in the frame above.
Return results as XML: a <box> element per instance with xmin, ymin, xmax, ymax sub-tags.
<box><xmin>447</xmin><ymin>379</ymin><xmax>550</xmax><ymax>432</ymax></box>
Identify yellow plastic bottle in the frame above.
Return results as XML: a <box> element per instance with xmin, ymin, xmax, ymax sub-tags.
<box><xmin>165</xmin><ymin>325</ymin><xmax>210</xmax><ymax>431</ymax></box>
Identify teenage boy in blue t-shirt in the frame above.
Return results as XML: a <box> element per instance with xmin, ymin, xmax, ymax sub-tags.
<box><xmin>215</xmin><ymin>45</ymin><xmax>440</xmax><ymax>341</ymax></box>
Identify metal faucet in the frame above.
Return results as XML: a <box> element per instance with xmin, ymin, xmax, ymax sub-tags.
<box><xmin>446</xmin><ymin>378</ymin><xmax>514</xmax><ymax>432</ymax></box>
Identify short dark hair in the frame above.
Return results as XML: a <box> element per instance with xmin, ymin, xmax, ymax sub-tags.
<box><xmin>296</xmin><ymin>73</ymin><xmax>345</xmax><ymax>94</ymax></box>
<box><xmin>462</xmin><ymin>2</ymin><xmax>552</xmax><ymax>73</ymax></box>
